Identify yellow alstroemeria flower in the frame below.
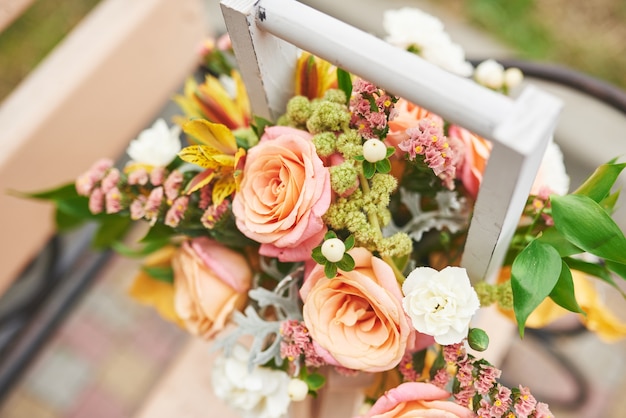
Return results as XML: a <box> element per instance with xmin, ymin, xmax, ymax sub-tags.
<box><xmin>178</xmin><ymin>119</ymin><xmax>245</xmax><ymax>205</ymax></box>
<box><xmin>128</xmin><ymin>245</ymin><xmax>184</xmax><ymax>327</ymax></box>
<box><xmin>174</xmin><ymin>70</ymin><xmax>250</xmax><ymax>130</ymax></box>
<box><xmin>295</xmin><ymin>52</ymin><xmax>338</xmax><ymax>99</ymax></box>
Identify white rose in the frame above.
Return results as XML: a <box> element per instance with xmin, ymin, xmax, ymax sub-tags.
<box><xmin>402</xmin><ymin>266</ymin><xmax>480</xmax><ymax>345</ymax></box>
<box><xmin>212</xmin><ymin>345</ymin><xmax>291</xmax><ymax>418</ymax></box>
<box><xmin>126</xmin><ymin>118</ymin><xmax>181</xmax><ymax>166</ymax></box>
<box><xmin>531</xmin><ymin>140</ymin><xmax>570</xmax><ymax>196</ymax></box>
<box><xmin>383</xmin><ymin>7</ymin><xmax>473</xmax><ymax>77</ymax></box>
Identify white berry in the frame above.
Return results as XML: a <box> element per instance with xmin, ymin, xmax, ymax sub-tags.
<box><xmin>321</xmin><ymin>238</ymin><xmax>345</xmax><ymax>263</ymax></box>
<box><xmin>362</xmin><ymin>139</ymin><xmax>387</xmax><ymax>163</ymax></box>
<box><xmin>288</xmin><ymin>378</ymin><xmax>309</xmax><ymax>402</ymax></box>
<box><xmin>504</xmin><ymin>67</ymin><xmax>524</xmax><ymax>89</ymax></box>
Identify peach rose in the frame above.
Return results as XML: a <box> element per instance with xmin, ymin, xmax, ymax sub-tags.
<box><xmin>173</xmin><ymin>237</ymin><xmax>252</xmax><ymax>339</ymax></box>
<box><xmin>357</xmin><ymin>382</ymin><xmax>474</xmax><ymax>418</ymax></box>
<box><xmin>447</xmin><ymin>125</ymin><xmax>492</xmax><ymax>199</ymax></box>
<box><xmin>386</xmin><ymin>98</ymin><xmax>443</xmax><ymax>153</ymax></box>
<box><xmin>232</xmin><ymin>126</ymin><xmax>331</xmax><ymax>262</ymax></box>
<box><xmin>300</xmin><ymin>248</ymin><xmax>412</xmax><ymax>372</ymax></box>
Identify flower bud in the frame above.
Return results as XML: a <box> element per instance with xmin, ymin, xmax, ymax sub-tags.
<box><xmin>362</xmin><ymin>138</ymin><xmax>387</xmax><ymax>163</ymax></box>
<box><xmin>321</xmin><ymin>238</ymin><xmax>346</xmax><ymax>263</ymax></box>
<box><xmin>288</xmin><ymin>378</ymin><xmax>309</xmax><ymax>401</ymax></box>
<box><xmin>467</xmin><ymin>327</ymin><xmax>489</xmax><ymax>352</ymax></box>
<box><xmin>474</xmin><ymin>59</ymin><xmax>504</xmax><ymax>89</ymax></box>
<box><xmin>504</xmin><ymin>67</ymin><xmax>524</xmax><ymax>89</ymax></box>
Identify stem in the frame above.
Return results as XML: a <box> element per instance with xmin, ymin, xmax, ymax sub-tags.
<box><xmin>358</xmin><ymin>171</ymin><xmax>406</xmax><ymax>283</ymax></box>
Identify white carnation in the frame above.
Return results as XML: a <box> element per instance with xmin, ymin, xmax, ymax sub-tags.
<box><xmin>402</xmin><ymin>266</ymin><xmax>480</xmax><ymax>345</ymax></box>
<box><xmin>383</xmin><ymin>7</ymin><xmax>473</xmax><ymax>77</ymax></box>
<box><xmin>126</xmin><ymin>118</ymin><xmax>181</xmax><ymax>166</ymax></box>
<box><xmin>212</xmin><ymin>345</ymin><xmax>291</xmax><ymax>418</ymax></box>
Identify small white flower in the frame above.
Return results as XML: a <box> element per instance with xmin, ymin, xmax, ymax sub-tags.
<box><xmin>126</xmin><ymin>118</ymin><xmax>181</xmax><ymax>166</ymax></box>
<box><xmin>212</xmin><ymin>345</ymin><xmax>291</xmax><ymax>418</ymax></box>
<box><xmin>321</xmin><ymin>238</ymin><xmax>346</xmax><ymax>262</ymax></box>
<box><xmin>287</xmin><ymin>378</ymin><xmax>309</xmax><ymax>402</ymax></box>
<box><xmin>402</xmin><ymin>266</ymin><xmax>480</xmax><ymax>345</ymax></box>
<box><xmin>363</xmin><ymin>138</ymin><xmax>388</xmax><ymax>163</ymax></box>
<box><xmin>474</xmin><ymin>59</ymin><xmax>505</xmax><ymax>89</ymax></box>
<box><xmin>383</xmin><ymin>7</ymin><xmax>473</xmax><ymax>77</ymax></box>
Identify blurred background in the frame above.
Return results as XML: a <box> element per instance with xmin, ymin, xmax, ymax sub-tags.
<box><xmin>1</xmin><ymin>0</ymin><xmax>625</xmax><ymax>417</ymax></box>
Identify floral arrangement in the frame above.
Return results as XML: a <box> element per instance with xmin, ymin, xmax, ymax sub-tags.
<box><xmin>25</xmin><ymin>6</ymin><xmax>626</xmax><ymax>418</ymax></box>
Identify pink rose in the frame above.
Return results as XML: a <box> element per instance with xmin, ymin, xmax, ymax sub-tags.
<box><xmin>447</xmin><ymin>125</ymin><xmax>492</xmax><ymax>199</ymax></box>
<box><xmin>173</xmin><ymin>237</ymin><xmax>252</xmax><ymax>339</ymax></box>
<box><xmin>300</xmin><ymin>248</ymin><xmax>412</xmax><ymax>372</ymax></box>
<box><xmin>232</xmin><ymin>126</ymin><xmax>331</xmax><ymax>262</ymax></box>
<box><xmin>386</xmin><ymin>99</ymin><xmax>443</xmax><ymax>153</ymax></box>
<box><xmin>357</xmin><ymin>382</ymin><xmax>474</xmax><ymax>418</ymax></box>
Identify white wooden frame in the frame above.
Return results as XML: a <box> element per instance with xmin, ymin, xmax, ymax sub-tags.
<box><xmin>220</xmin><ymin>0</ymin><xmax>562</xmax><ymax>283</ymax></box>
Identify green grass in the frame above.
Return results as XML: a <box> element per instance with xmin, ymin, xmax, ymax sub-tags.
<box><xmin>0</xmin><ymin>0</ymin><xmax>102</xmax><ymax>102</ymax></box>
<box><xmin>446</xmin><ymin>0</ymin><xmax>626</xmax><ymax>90</ymax></box>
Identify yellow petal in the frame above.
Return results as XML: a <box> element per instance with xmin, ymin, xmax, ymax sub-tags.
<box><xmin>128</xmin><ymin>246</ymin><xmax>184</xmax><ymax>327</ymax></box>
<box><xmin>212</xmin><ymin>176</ymin><xmax>236</xmax><ymax>205</ymax></box>
<box><xmin>183</xmin><ymin>119</ymin><xmax>237</xmax><ymax>155</ymax></box>
<box><xmin>178</xmin><ymin>145</ymin><xmax>223</xmax><ymax>169</ymax></box>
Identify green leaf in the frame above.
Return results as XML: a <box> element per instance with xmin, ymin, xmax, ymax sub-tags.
<box><xmin>606</xmin><ymin>260</ymin><xmax>626</xmax><ymax>287</ymax></box>
<box><xmin>428</xmin><ymin>349</ymin><xmax>446</xmax><ymax>380</ymax></box>
<box><xmin>385</xmin><ymin>146</ymin><xmax>395</xmax><ymax>158</ymax></box>
<box><xmin>142</xmin><ymin>266</ymin><xmax>174</xmax><ymax>284</ymax></box>
<box><xmin>311</xmin><ymin>246</ymin><xmax>327</xmax><ymax>264</ymax></box>
<box><xmin>56</xmin><ymin>196</ymin><xmax>96</xmax><ymax>220</ymax></box>
<box><xmin>111</xmin><ymin>239</ymin><xmax>170</xmax><ymax>258</ymax></box>
<box><xmin>549</xmin><ymin>261</ymin><xmax>585</xmax><ymax>314</ymax></box>
<box><xmin>15</xmin><ymin>182</ymin><xmax>79</xmax><ymax>201</ymax></box>
<box><xmin>573</xmin><ymin>162</ymin><xmax>626</xmax><ymax>202</ymax></box>
<box><xmin>551</xmin><ymin>194</ymin><xmax>626</xmax><ymax>264</ymax></box>
<box><xmin>564</xmin><ymin>256</ymin><xmax>623</xmax><ymax>294</ymax></box>
<box><xmin>92</xmin><ymin>216</ymin><xmax>132</xmax><ymax>250</ymax></box>
<box><xmin>412</xmin><ymin>349</ymin><xmax>427</xmax><ymax>374</ymax></box>
<box><xmin>375</xmin><ymin>158</ymin><xmax>391</xmax><ymax>174</ymax></box>
<box><xmin>336</xmin><ymin>253</ymin><xmax>355</xmax><ymax>271</ymax></box>
<box><xmin>303</xmin><ymin>372</ymin><xmax>326</xmax><ymax>391</ymax></box>
<box><xmin>353</xmin><ymin>155</ymin><xmax>365</xmax><ymax>161</ymax></box>
<box><xmin>511</xmin><ymin>240</ymin><xmax>562</xmax><ymax>337</ymax></box>
<box><xmin>536</xmin><ymin>227</ymin><xmax>582</xmax><ymax>257</ymax></box>
<box><xmin>324</xmin><ymin>230</ymin><xmax>337</xmax><ymax>240</ymax></box>
<box><xmin>344</xmin><ymin>234</ymin><xmax>355</xmax><ymax>251</ymax></box>
<box><xmin>140</xmin><ymin>223</ymin><xmax>176</xmax><ymax>243</ymax></box>
<box><xmin>324</xmin><ymin>262</ymin><xmax>337</xmax><ymax>278</ymax></box>
<box><xmin>54</xmin><ymin>207</ymin><xmax>87</xmax><ymax>231</ymax></box>
<box><xmin>600</xmin><ymin>190</ymin><xmax>620</xmax><ymax>213</ymax></box>
<box><xmin>252</xmin><ymin>116</ymin><xmax>272</xmax><ymax>140</ymax></box>
<box><xmin>363</xmin><ymin>161</ymin><xmax>375</xmax><ymax>179</ymax></box>
<box><xmin>336</xmin><ymin>68</ymin><xmax>352</xmax><ymax>103</ymax></box>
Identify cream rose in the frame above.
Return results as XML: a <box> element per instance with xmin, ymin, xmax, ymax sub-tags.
<box><xmin>402</xmin><ymin>266</ymin><xmax>480</xmax><ymax>345</ymax></box>
<box><xmin>300</xmin><ymin>248</ymin><xmax>412</xmax><ymax>372</ymax></box>
<box><xmin>357</xmin><ymin>382</ymin><xmax>474</xmax><ymax>418</ymax></box>
<box><xmin>173</xmin><ymin>237</ymin><xmax>252</xmax><ymax>339</ymax></box>
<box><xmin>232</xmin><ymin>126</ymin><xmax>331</xmax><ymax>262</ymax></box>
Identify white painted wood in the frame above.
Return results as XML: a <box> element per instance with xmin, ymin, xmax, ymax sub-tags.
<box><xmin>220</xmin><ymin>0</ymin><xmax>562</xmax><ymax>283</ymax></box>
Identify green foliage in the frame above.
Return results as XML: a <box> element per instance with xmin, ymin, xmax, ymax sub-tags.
<box><xmin>511</xmin><ymin>240</ymin><xmax>562</xmax><ymax>337</ymax></box>
<box><xmin>336</xmin><ymin>68</ymin><xmax>352</xmax><ymax>103</ymax></box>
<box><xmin>142</xmin><ymin>266</ymin><xmax>174</xmax><ymax>284</ymax></box>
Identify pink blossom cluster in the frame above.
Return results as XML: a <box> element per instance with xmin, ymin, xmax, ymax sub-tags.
<box><xmin>279</xmin><ymin>319</ymin><xmax>325</xmax><ymax>368</ymax></box>
<box><xmin>74</xmin><ymin>160</ymin><xmax>198</xmax><ymax>229</ymax></box>
<box><xmin>436</xmin><ymin>343</ymin><xmax>553</xmax><ymax>418</ymax></box>
<box><xmin>398</xmin><ymin>117</ymin><xmax>463</xmax><ymax>190</ymax></box>
<box><xmin>349</xmin><ymin>79</ymin><xmax>397</xmax><ymax>140</ymax></box>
